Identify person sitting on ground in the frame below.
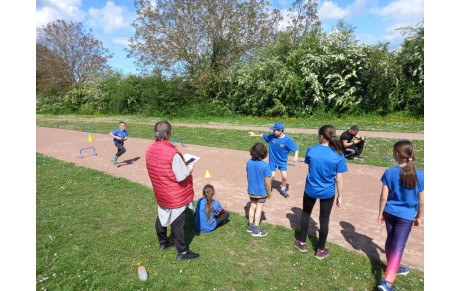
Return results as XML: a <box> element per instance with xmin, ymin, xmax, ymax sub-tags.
<box><xmin>246</xmin><ymin>142</ymin><xmax>272</xmax><ymax>237</ymax></box>
<box><xmin>195</xmin><ymin>184</ymin><xmax>230</xmax><ymax>233</ymax></box>
<box><xmin>340</xmin><ymin>125</ymin><xmax>365</xmax><ymax>160</ymax></box>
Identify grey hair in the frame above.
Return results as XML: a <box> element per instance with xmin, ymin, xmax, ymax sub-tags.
<box><xmin>351</xmin><ymin>125</ymin><xmax>360</xmax><ymax>131</ymax></box>
<box><xmin>154</xmin><ymin>120</ymin><xmax>172</xmax><ymax>141</ymax></box>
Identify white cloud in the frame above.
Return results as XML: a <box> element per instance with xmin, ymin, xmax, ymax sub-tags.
<box><xmin>277</xmin><ymin>8</ymin><xmax>292</xmax><ymax>31</ymax></box>
<box><xmin>113</xmin><ymin>37</ymin><xmax>131</xmax><ymax>46</ymax></box>
<box><xmin>88</xmin><ymin>1</ymin><xmax>128</xmax><ymax>34</ymax></box>
<box><xmin>379</xmin><ymin>0</ymin><xmax>424</xmax><ymax>17</ymax></box>
<box><xmin>36</xmin><ymin>0</ymin><xmax>84</xmax><ymax>27</ymax></box>
<box><xmin>319</xmin><ymin>1</ymin><xmax>349</xmax><ymax>21</ymax></box>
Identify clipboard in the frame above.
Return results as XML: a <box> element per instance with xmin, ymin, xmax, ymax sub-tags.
<box><xmin>183</xmin><ymin>153</ymin><xmax>200</xmax><ymax>165</ymax></box>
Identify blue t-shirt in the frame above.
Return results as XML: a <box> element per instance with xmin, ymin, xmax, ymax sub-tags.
<box><xmin>112</xmin><ymin>129</ymin><xmax>128</xmax><ymax>143</ymax></box>
<box><xmin>304</xmin><ymin>145</ymin><xmax>348</xmax><ymax>199</ymax></box>
<box><xmin>195</xmin><ymin>198</ymin><xmax>223</xmax><ymax>232</ymax></box>
<box><xmin>381</xmin><ymin>166</ymin><xmax>424</xmax><ymax>221</ymax></box>
<box><xmin>247</xmin><ymin>159</ymin><xmax>272</xmax><ymax>196</ymax></box>
<box><xmin>263</xmin><ymin>134</ymin><xmax>299</xmax><ymax>167</ymax></box>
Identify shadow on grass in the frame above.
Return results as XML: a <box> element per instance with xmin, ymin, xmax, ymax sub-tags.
<box><xmin>340</xmin><ymin>221</ymin><xmax>386</xmax><ymax>286</ymax></box>
<box><xmin>286</xmin><ymin>207</ymin><xmax>320</xmax><ymax>250</ymax></box>
<box><xmin>184</xmin><ymin>208</ymin><xmax>200</xmax><ymax>248</ymax></box>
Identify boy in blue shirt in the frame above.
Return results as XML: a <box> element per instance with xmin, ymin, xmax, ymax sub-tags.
<box><xmin>109</xmin><ymin>121</ymin><xmax>128</xmax><ymax>165</ymax></box>
<box><xmin>246</xmin><ymin>143</ymin><xmax>272</xmax><ymax>236</ymax></box>
<box><xmin>249</xmin><ymin>122</ymin><xmax>299</xmax><ymax>198</ymax></box>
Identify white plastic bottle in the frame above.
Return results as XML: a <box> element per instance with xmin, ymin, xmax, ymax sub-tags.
<box><xmin>138</xmin><ymin>265</ymin><xmax>148</xmax><ymax>281</ymax></box>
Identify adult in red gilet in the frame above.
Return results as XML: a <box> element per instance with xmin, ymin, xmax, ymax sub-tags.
<box><xmin>146</xmin><ymin>120</ymin><xmax>199</xmax><ymax>261</ymax></box>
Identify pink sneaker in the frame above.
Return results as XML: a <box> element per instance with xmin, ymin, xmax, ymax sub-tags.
<box><xmin>293</xmin><ymin>240</ymin><xmax>308</xmax><ymax>252</ymax></box>
<box><xmin>315</xmin><ymin>248</ymin><xmax>330</xmax><ymax>259</ymax></box>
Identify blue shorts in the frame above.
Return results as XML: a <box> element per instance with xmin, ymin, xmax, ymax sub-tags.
<box><xmin>269</xmin><ymin>164</ymin><xmax>287</xmax><ymax>172</ymax></box>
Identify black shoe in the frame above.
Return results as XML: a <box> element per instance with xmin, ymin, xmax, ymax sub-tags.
<box><xmin>177</xmin><ymin>250</ymin><xmax>200</xmax><ymax>261</ymax></box>
<box><xmin>159</xmin><ymin>239</ymin><xmax>173</xmax><ymax>251</ymax></box>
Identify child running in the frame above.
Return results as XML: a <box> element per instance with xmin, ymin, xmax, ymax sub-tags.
<box><xmin>195</xmin><ymin>184</ymin><xmax>230</xmax><ymax>233</ymax></box>
<box><xmin>249</xmin><ymin>122</ymin><xmax>299</xmax><ymax>198</ymax></box>
<box><xmin>246</xmin><ymin>143</ymin><xmax>272</xmax><ymax>237</ymax></box>
<box><xmin>108</xmin><ymin>121</ymin><xmax>128</xmax><ymax>165</ymax></box>
<box><xmin>293</xmin><ymin>125</ymin><xmax>347</xmax><ymax>259</ymax></box>
<box><xmin>377</xmin><ymin>140</ymin><xmax>424</xmax><ymax>291</ymax></box>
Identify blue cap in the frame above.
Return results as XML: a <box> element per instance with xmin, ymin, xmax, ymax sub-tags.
<box><xmin>269</xmin><ymin>122</ymin><xmax>285</xmax><ymax>131</ymax></box>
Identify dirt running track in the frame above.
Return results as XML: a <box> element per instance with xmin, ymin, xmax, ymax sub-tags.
<box><xmin>36</xmin><ymin>127</ymin><xmax>424</xmax><ymax>271</ymax></box>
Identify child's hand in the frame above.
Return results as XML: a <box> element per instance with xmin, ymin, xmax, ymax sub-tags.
<box><xmin>336</xmin><ymin>196</ymin><xmax>342</xmax><ymax>207</ymax></box>
<box><xmin>378</xmin><ymin>214</ymin><xmax>385</xmax><ymax>225</ymax></box>
<box><xmin>413</xmin><ymin>218</ymin><xmax>421</xmax><ymax>227</ymax></box>
<box><xmin>248</xmin><ymin>132</ymin><xmax>255</xmax><ymax>137</ymax></box>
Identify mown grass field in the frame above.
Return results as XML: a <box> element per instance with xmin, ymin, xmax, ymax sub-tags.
<box><xmin>37</xmin><ymin>113</ymin><xmax>424</xmax><ymax>133</ymax></box>
<box><xmin>36</xmin><ymin>154</ymin><xmax>424</xmax><ymax>290</ymax></box>
<box><xmin>36</xmin><ymin>119</ymin><xmax>424</xmax><ymax>170</ymax></box>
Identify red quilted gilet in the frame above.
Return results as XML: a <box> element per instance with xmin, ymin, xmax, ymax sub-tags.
<box><xmin>145</xmin><ymin>140</ymin><xmax>194</xmax><ymax>208</ymax></box>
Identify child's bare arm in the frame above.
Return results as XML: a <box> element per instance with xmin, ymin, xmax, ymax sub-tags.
<box><xmin>378</xmin><ymin>185</ymin><xmax>389</xmax><ymax>225</ymax></box>
<box><xmin>249</xmin><ymin>132</ymin><xmax>263</xmax><ymax>138</ymax></box>
<box><xmin>413</xmin><ymin>191</ymin><xmax>424</xmax><ymax>226</ymax></box>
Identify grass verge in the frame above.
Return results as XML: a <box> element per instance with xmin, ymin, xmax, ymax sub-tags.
<box><xmin>36</xmin><ymin>113</ymin><xmax>424</xmax><ymax>133</ymax></box>
<box><xmin>36</xmin><ymin>119</ymin><xmax>424</xmax><ymax>170</ymax></box>
<box><xmin>37</xmin><ymin>153</ymin><xmax>424</xmax><ymax>290</ymax></box>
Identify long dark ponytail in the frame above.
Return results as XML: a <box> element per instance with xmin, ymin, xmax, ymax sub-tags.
<box><xmin>203</xmin><ymin>184</ymin><xmax>215</xmax><ymax>222</ymax></box>
<box><xmin>319</xmin><ymin>125</ymin><xmax>343</xmax><ymax>155</ymax></box>
<box><xmin>393</xmin><ymin>140</ymin><xmax>418</xmax><ymax>188</ymax></box>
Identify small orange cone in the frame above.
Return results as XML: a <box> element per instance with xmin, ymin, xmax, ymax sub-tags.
<box><xmin>204</xmin><ymin>170</ymin><xmax>211</xmax><ymax>178</ymax></box>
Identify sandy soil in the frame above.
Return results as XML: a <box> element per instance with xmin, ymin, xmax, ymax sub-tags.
<box><xmin>36</xmin><ymin>126</ymin><xmax>424</xmax><ymax>271</ymax></box>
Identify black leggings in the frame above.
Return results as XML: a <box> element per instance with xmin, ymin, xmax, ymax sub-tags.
<box><xmin>299</xmin><ymin>192</ymin><xmax>335</xmax><ymax>249</ymax></box>
<box><xmin>215</xmin><ymin>212</ymin><xmax>230</xmax><ymax>229</ymax></box>
<box><xmin>114</xmin><ymin>143</ymin><xmax>126</xmax><ymax>157</ymax></box>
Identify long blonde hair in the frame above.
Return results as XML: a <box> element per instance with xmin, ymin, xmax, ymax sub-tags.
<box><xmin>203</xmin><ymin>184</ymin><xmax>215</xmax><ymax>222</ymax></box>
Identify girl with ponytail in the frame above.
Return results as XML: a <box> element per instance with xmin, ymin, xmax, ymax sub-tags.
<box><xmin>294</xmin><ymin>125</ymin><xmax>347</xmax><ymax>259</ymax></box>
<box><xmin>195</xmin><ymin>184</ymin><xmax>230</xmax><ymax>233</ymax></box>
<box><xmin>377</xmin><ymin>140</ymin><xmax>424</xmax><ymax>291</ymax></box>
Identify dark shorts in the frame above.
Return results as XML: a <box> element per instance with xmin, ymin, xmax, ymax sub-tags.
<box><xmin>250</xmin><ymin>197</ymin><xmax>266</xmax><ymax>203</ymax></box>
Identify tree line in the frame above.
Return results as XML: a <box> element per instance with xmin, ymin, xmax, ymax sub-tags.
<box><xmin>36</xmin><ymin>0</ymin><xmax>424</xmax><ymax>117</ymax></box>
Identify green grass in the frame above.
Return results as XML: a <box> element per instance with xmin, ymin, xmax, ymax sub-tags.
<box><xmin>36</xmin><ymin>113</ymin><xmax>424</xmax><ymax>133</ymax></box>
<box><xmin>36</xmin><ymin>119</ymin><xmax>424</xmax><ymax>170</ymax></box>
<box><xmin>37</xmin><ymin>153</ymin><xmax>424</xmax><ymax>290</ymax></box>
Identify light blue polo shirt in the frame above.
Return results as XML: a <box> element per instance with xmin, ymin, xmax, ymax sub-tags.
<box><xmin>195</xmin><ymin>198</ymin><xmax>223</xmax><ymax>233</ymax></box>
<box><xmin>263</xmin><ymin>134</ymin><xmax>299</xmax><ymax>167</ymax></box>
<box><xmin>304</xmin><ymin>144</ymin><xmax>348</xmax><ymax>199</ymax></box>
<box><xmin>381</xmin><ymin>166</ymin><xmax>424</xmax><ymax>221</ymax></box>
<box><xmin>112</xmin><ymin>129</ymin><xmax>128</xmax><ymax>143</ymax></box>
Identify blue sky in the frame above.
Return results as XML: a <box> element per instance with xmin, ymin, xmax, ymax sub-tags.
<box><xmin>36</xmin><ymin>0</ymin><xmax>424</xmax><ymax>75</ymax></box>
